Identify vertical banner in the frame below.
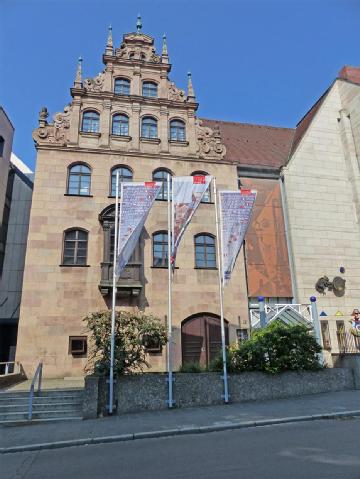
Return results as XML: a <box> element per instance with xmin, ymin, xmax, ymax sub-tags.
<box><xmin>219</xmin><ymin>189</ymin><xmax>257</xmax><ymax>285</ymax></box>
<box><xmin>115</xmin><ymin>181</ymin><xmax>162</xmax><ymax>278</ymax></box>
<box><xmin>171</xmin><ymin>175</ymin><xmax>212</xmax><ymax>266</ymax></box>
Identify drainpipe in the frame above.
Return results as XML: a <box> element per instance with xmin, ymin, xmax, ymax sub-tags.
<box><xmin>279</xmin><ymin>171</ymin><xmax>298</xmax><ymax>304</ymax></box>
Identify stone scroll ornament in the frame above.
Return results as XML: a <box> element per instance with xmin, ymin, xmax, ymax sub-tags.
<box><xmin>84</xmin><ymin>72</ymin><xmax>105</xmax><ymax>92</ymax></box>
<box><xmin>196</xmin><ymin>120</ymin><xmax>226</xmax><ymax>160</ymax></box>
<box><xmin>219</xmin><ymin>189</ymin><xmax>257</xmax><ymax>285</ymax></box>
<box><xmin>34</xmin><ymin>105</ymin><xmax>71</xmax><ymax>146</ymax></box>
<box><xmin>349</xmin><ymin>309</ymin><xmax>360</xmax><ymax>337</ymax></box>
<box><xmin>171</xmin><ymin>175</ymin><xmax>213</xmax><ymax>269</ymax></box>
<box><xmin>115</xmin><ymin>182</ymin><xmax>162</xmax><ymax>279</ymax></box>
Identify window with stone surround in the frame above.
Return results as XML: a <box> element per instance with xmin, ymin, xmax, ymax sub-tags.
<box><xmin>141</xmin><ymin>116</ymin><xmax>158</xmax><ymax>139</ymax></box>
<box><xmin>110</xmin><ymin>166</ymin><xmax>133</xmax><ymax>197</ymax></box>
<box><xmin>153</xmin><ymin>231</ymin><xmax>169</xmax><ymax>268</ymax></box>
<box><xmin>194</xmin><ymin>234</ymin><xmax>216</xmax><ymax>269</ymax></box>
<box><xmin>112</xmin><ymin>114</ymin><xmax>129</xmax><ymax>136</ymax></box>
<box><xmin>62</xmin><ymin>229</ymin><xmax>88</xmax><ymax>266</ymax></box>
<box><xmin>67</xmin><ymin>163</ymin><xmax>91</xmax><ymax>196</ymax></box>
<box><xmin>114</xmin><ymin>78</ymin><xmax>130</xmax><ymax>96</ymax></box>
<box><xmin>142</xmin><ymin>81</ymin><xmax>158</xmax><ymax>98</ymax></box>
<box><xmin>81</xmin><ymin>110</ymin><xmax>100</xmax><ymax>133</ymax></box>
<box><xmin>152</xmin><ymin>169</ymin><xmax>172</xmax><ymax>201</ymax></box>
<box><xmin>191</xmin><ymin>171</ymin><xmax>211</xmax><ymax>203</ymax></box>
<box><xmin>169</xmin><ymin>119</ymin><xmax>186</xmax><ymax>142</ymax></box>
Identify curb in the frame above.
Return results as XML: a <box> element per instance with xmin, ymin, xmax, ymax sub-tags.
<box><xmin>1</xmin><ymin>410</ymin><xmax>360</xmax><ymax>454</ymax></box>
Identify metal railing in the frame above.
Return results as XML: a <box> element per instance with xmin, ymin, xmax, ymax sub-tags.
<box><xmin>0</xmin><ymin>361</ymin><xmax>21</xmax><ymax>376</ymax></box>
<box><xmin>337</xmin><ymin>331</ymin><xmax>360</xmax><ymax>354</ymax></box>
<box><xmin>28</xmin><ymin>362</ymin><xmax>43</xmax><ymax>420</ymax></box>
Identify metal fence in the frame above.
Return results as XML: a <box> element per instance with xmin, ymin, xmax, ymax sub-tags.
<box><xmin>336</xmin><ymin>331</ymin><xmax>360</xmax><ymax>354</ymax></box>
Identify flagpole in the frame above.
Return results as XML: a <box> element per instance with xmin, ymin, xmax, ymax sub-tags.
<box><xmin>109</xmin><ymin>171</ymin><xmax>120</xmax><ymax>414</ymax></box>
<box><xmin>167</xmin><ymin>173</ymin><xmax>174</xmax><ymax>408</ymax></box>
<box><xmin>213</xmin><ymin>178</ymin><xmax>229</xmax><ymax>403</ymax></box>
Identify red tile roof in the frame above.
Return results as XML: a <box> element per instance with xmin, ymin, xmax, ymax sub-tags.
<box><xmin>338</xmin><ymin>65</ymin><xmax>360</xmax><ymax>85</ymax></box>
<box><xmin>201</xmin><ymin>119</ymin><xmax>294</xmax><ymax>169</ymax></box>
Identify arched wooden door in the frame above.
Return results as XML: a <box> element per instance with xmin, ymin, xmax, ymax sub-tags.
<box><xmin>181</xmin><ymin>314</ymin><xmax>229</xmax><ymax>367</ymax></box>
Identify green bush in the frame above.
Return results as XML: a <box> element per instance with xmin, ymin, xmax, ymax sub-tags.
<box><xmin>83</xmin><ymin>310</ymin><xmax>167</xmax><ymax>376</ymax></box>
<box><xmin>178</xmin><ymin>362</ymin><xmax>207</xmax><ymax>373</ymax></box>
<box><xmin>210</xmin><ymin>321</ymin><xmax>323</xmax><ymax>374</ymax></box>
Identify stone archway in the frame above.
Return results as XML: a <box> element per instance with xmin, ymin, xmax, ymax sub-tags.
<box><xmin>181</xmin><ymin>313</ymin><xmax>229</xmax><ymax>367</ymax></box>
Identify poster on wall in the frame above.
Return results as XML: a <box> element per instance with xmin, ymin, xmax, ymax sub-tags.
<box><xmin>219</xmin><ymin>189</ymin><xmax>257</xmax><ymax>285</ymax></box>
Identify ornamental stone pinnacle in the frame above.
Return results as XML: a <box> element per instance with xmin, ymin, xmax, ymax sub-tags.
<box><xmin>106</xmin><ymin>25</ymin><xmax>113</xmax><ymax>55</ymax></box>
<box><xmin>162</xmin><ymin>33</ymin><xmax>168</xmax><ymax>57</ymax></box>
<box><xmin>74</xmin><ymin>56</ymin><xmax>83</xmax><ymax>88</ymax></box>
<box><xmin>187</xmin><ymin>71</ymin><xmax>195</xmax><ymax>101</ymax></box>
<box><xmin>136</xmin><ymin>14</ymin><xmax>142</xmax><ymax>34</ymax></box>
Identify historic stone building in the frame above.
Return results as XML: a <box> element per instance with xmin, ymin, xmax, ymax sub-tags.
<box><xmin>15</xmin><ymin>21</ymin><xmax>294</xmax><ymax>378</ymax></box>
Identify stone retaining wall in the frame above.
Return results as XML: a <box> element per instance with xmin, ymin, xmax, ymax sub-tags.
<box><xmin>83</xmin><ymin>367</ymin><xmax>355</xmax><ymax>419</ymax></box>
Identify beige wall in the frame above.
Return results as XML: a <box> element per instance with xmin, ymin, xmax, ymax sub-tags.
<box><xmin>283</xmin><ymin>79</ymin><xmax>360</xmax><ymax>360</ymax></box>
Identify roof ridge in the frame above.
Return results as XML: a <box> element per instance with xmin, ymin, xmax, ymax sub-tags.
<box><xmin>200</xmin><ymin>117</ymin><xmax>294</xmax><ymax>132</ymax></box>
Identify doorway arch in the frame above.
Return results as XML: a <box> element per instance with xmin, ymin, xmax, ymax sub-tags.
<box><xmin>181</xmin><ymin>313</ymin><xmax>229</xmax><ymax>367</ymax></box>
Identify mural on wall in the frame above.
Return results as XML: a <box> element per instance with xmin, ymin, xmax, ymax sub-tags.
<box><xmin>241</xmin><ymin>178</ymin><xmax>292</xmax><ymax>298</ymax></box>
<box><xmin>350</xmin><ymin>309</ymin><xmax>360</xmax><ymax>337</ymax></box>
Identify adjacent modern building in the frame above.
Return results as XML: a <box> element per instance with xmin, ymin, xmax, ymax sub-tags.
<box><xmin>14</xmin><ymin>21</ymin><xmax>360</xmax><ymax>378</ymax></box>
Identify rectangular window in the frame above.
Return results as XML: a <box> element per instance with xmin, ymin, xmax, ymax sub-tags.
<box><xmin>69</xmin><ymin>336</ymin><xmax>87</xmax><ymax>356</ymax></box>
<box><xmin>0</xmin><ymin>136</ymin><xmax>4</xmax><ymax>157</ymax></box>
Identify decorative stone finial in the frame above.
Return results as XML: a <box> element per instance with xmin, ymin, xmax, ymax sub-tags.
<box><xmin>38</xmin><ymin>107</ymin><xmax>49</xmax><ymax>127</ymax></box>
<box><xmin>187</xmin><ymin>71</ymin><xmax>195</xmax><ymax>101</ymax></box>
<box><xmin>74</xmin><ymin>56</ymin><xmax>83</xmax><ymax>88</ymax></box>
<box><xmin>136</xmin><ymin>14</ymin><xmax>142</xmax><ymax>33</ymax></box>
<box><xmin>106</xmin><ymin>25</ymin><xmax>113</xmax><ymax>55</ymax></box>
<box><xmin>162</xmin><ymin>33</ymin><xmax>168</xmax><ymax>55</ymax></box>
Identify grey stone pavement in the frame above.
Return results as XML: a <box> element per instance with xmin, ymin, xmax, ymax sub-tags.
<box><xmin>1</xmin><ymin>389</ymin><xmax>360</xmax><ymax>452</ymax></box>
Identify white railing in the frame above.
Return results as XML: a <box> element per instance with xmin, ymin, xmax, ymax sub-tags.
<box><xmin>28</xmin><ymin>362</ymin><xmax>43</xmax><ymax>420</ymax></box>
<box><xmin>250</xmin><ymin>303</ymin><xmax>313</xmax><ymax>329</ymax></box>
<box><xmin>0</xmin><ymin>361</ymin><xmax>21</xmax><ymax>376</ymax></box>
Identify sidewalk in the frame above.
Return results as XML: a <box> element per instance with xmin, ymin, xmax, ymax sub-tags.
<box><xmin>1</xmin><ymin>390</ymin><xmax>360</xmax><ymax>453</ymax></box>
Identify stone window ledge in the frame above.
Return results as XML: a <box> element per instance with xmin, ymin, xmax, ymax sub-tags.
<box><xmin>80</xmin><ymin>131</ymin><xmax>101</xmax><ymax>138</ymax></box>
<box><xmin>110</xmin><ymin>134</ymin><xmax>132</xmax><ymax>142</ymax></box>
<box><xmin>140</xmin><ymin>137</ymin><xmax>161</xmax><ymax>144</ymax></box>
<box><xmin>64</xmin><ymin>194</ymin><xmax>93</xmax><ymax>198</ymax></box>
<box><xmin>59</xmin><ymin>264</ymin><xmax>91</xmax><ymax>267</ymax></box>
<box><xmin>169</xmin><ymin>140</ymin><xmax>189</xmax><ymax>146</ymax></box>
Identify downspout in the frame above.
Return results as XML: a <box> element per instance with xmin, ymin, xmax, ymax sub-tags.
<box><xmin>279</xmin><ymin>170</ymin><xmax>298</xmax><ymax>304</ymax></box>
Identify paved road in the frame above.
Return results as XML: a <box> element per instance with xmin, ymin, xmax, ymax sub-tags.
<box><xmin>2</xmin><ymin>419</ymin><xmax>360</xmax><ymax>479</ymax></box>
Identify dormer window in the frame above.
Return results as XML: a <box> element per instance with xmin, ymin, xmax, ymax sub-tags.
<box><xmin>142</xmin><ymin>81</ymin><xmax>158</xmax><ymax>98</ymax></box>
<box><xmin>114</xmin><ymin>78</ymin><xmax>130</xmax><ymax>96</ymax></box>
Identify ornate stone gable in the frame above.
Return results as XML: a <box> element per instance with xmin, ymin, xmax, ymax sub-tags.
<box><xmin>195</xmin><ymin>119</ymin><xmax>226</xmax><ymax>160</ymax></box>
<box><xmin>33</xmin><ymin>105</ymin><xmax>72</xmax><ymax>146</ymax></box>
<box><xmin>168</xmin><ymin>82</ymin><xmax>186</xmax><ymax>102</ymax></box>
<box><xmin>115</xmin><ymin>33</ymin><xmax>161</xmax><ymax>63</ymax></box>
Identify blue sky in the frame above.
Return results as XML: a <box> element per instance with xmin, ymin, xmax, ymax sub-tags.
<box><xmin>1</xmin><ymin>0</ymin><xmax>359</xmax><ymax>171</ymax></box>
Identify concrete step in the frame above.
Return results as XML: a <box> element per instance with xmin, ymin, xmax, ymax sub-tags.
<box><xmin>0</xmin><ymin>401</ymin><xmax>82</xmax><ymax>413</ymax></box>
<box><xmin>0</xmin><ymin>393</ymin><xmax>83</xmax><ymax>403</ymax></box>
<box><xmin>0</xmin><ymin>409</ymin><xmax>83</xmax><ymax>422</ymax></box>
<box><xmin>0</xmin><ymin>417</ymin><xmax>83</xmax><ymax>425</ymax></box>
<box><xmin>0</xmin><ymin>389</ymin><xmax>83</xmax><ymax>399</ymax></box>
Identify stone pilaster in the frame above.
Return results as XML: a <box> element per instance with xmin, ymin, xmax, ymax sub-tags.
<box><xmin>187</xmin><ymin>109</ymin><xmax>197</xmax><ymax>155</ymax></box>
<box><xmin>132</xmin><ymin>66</ymin><xmax>141</xmax><ymax>96</ymax></box>
<box><xmin>130</xmin><ymin>102</ymin><xmax>141</xmax><ymax>150</ymax></box>
<box><xmin>159</xmin><ymin>70</ymin><xmax>168</xmax><ymax>99</ymax></box>
<box><xmin>159</xmin><ymin>106</ymin><xmax>169</xmax><ymax>152</ymax></box>
<box><xmin>104</xmin><ymin>62</ymin><xmax>113</xmax><ymax>92</ymax></box>
<box><xmin>99</xmin><ymin>100</ymin><xmax>111</xmax><ymax>148</ymax></box>
<box><xmin>68</xmin><ymin>98</ymin><xmax>81</xmax><ymax>145</ymax></box>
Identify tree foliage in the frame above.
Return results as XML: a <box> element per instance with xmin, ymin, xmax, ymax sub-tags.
<box><xmin>211</xmin><ymin>321</ymin><xmax>323</xmax><ymax>374</ymax></box>
<box><xmin>83</xmin><ymin>310</ymin><xmax>167</xmax><ymax>376</ymax></box>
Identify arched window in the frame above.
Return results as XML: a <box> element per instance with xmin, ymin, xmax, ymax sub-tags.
<box><xmin>142</xmin><ymin>81</ymin><xmax>158</xmax><ymax>98</ymax></box>
<box><xmin>170</xmin><ymin>119</ymin><xmax>186</xmax><ymax>142</ymax></box>
<box><xmin>152</xmin><ymin>169</ymin><xmax>172</xmax><ymax>200</ymax></box>
<box><xmin>191</xmin><ymin>171</ymin><xmax>211</xmax><ymax>203</ymax></box>
<box><xmin>114</xmin><ymin>78</ymin><xmax>130</xmax><ymax>95</ymax></box>
<box><xmin>62</xmin><ymin>229</ymin><xmax>88</xmax><ymax>265</ymax></box>
<box><xmin>81</xmin><ymin>111</ymin><xmax>100</xmax><ymax>133</ymax></box>
<box><xmin>195</xmin><ymin>234</ymin><xmax>216</xmax><ymax>269</ymax></box>
<box><xmin>67</xmin><ymin>164</ymin><xmax>91</xmax><ymax>196</ymax></box>
<box><xmin>153</xmin><ymin>231</ymin><xmax>168</xmax><ymax>268</ymax></box>
<box><xmin>110</xmin><ymin>166</ymin><xmax>133</xmax><ymax>197</ymax></box>
<box><xmin>112</xmin><ymin>114</ymin><xmax>129</xmax><ymax>136</ymax></box>
<box><xmin>141</xmin><ymin>116</ymin><xmax>158</xmax><ymax>139</ymax></box>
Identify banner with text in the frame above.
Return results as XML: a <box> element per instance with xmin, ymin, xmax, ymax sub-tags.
<box><xmin>115</xmin><ymin>181</ymin><xmax>162</xmax><ymax>279</ymax></box>
<box><xmin>171</xmin><ymin>175</ymin><xmax>212</xmax><ymax>267</ymax></box>
<box><xmin>220</xmin><ymin>189</ymin><xmax>257</xmax><ymax>285</ymax></box>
